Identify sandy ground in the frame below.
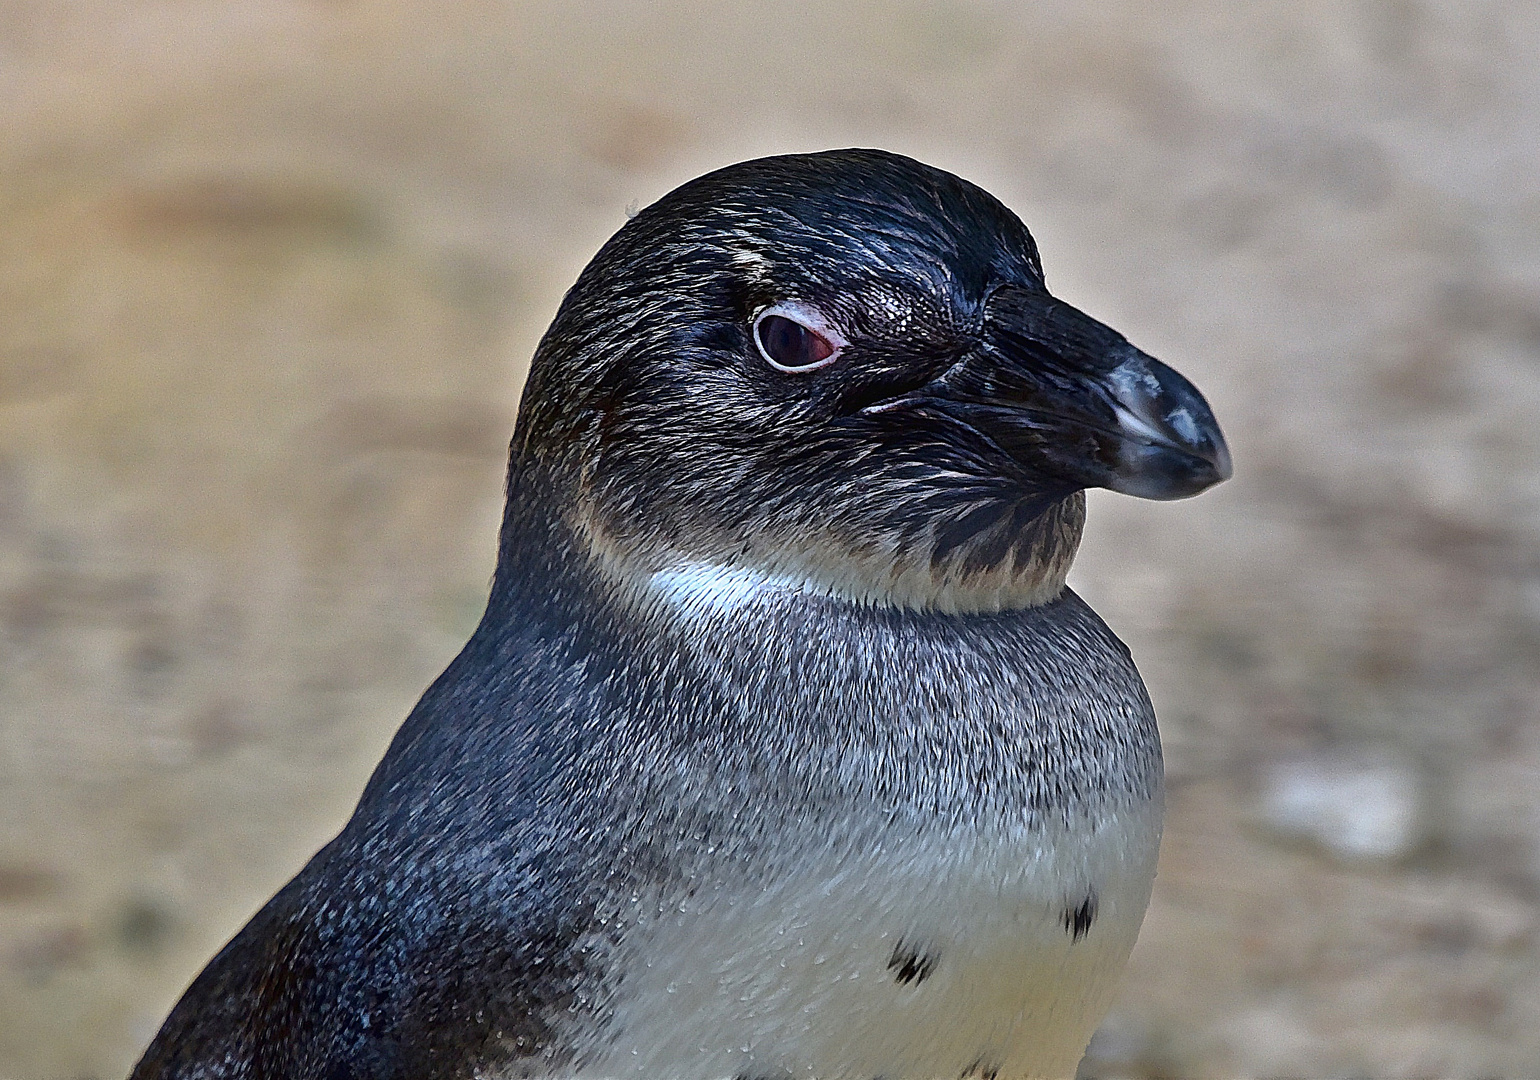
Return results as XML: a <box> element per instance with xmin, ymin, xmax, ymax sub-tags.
<box><xmin>2</xmin><ymin>1</ymin><xmax>1539</xmax><ymax>1076</ymax></box>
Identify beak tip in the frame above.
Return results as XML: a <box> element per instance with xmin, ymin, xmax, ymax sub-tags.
<box><xmin>1212</xmin><ymin>437</ymin><xmax>1235</xmax><ymax>484</ymax></box>
<box><xmin>1104</xmin><ymin>355</ymin><xmax>1232</xmax><ymax>500</ymax></box>
<box><xmin>1105</xmin><ymin>444</ymin><xmax>1231</xmax><ymax>500</ymax></box>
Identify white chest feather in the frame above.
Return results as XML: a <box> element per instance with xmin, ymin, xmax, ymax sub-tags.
<box><xmin>571</xmin><ymin>805</ymin><xmax>1161</xmax><ymax>1080</ymax></box>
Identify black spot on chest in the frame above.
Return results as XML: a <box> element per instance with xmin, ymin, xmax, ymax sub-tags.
<box><xmin>887</xmin><ymin>939</ymin><xmax>939</xmax><ymax>985</ymax></box>
<box><xmin>1062</xmin><ymin>890</ymin><xmax>1098</xmax><ymax>942</ymax></box>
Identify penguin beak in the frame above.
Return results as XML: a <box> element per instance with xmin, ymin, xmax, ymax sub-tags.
<box><xmin>887</xmin><ymin>285</ymin><xmax>1232</xmax><ymax>500</ymax></box>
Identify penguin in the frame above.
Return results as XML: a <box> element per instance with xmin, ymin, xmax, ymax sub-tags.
<box><xmin>130</xmin><ymin>149</ymin><xmax>1230</xmax><ymax>1080</ymax></box>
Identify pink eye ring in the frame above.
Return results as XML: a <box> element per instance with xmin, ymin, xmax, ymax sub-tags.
<box><xmin>752</xmin><ymin>302</ymin><xmax>846</xmax><ymax>372</ymax></box>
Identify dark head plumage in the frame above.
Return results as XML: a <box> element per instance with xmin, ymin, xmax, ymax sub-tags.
<box><xmin>507</xmin><ymin>148</ymin><xmax>1230</xmax><ymax>613</ymax></box>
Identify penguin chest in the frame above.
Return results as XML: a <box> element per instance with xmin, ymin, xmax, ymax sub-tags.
<box><xmin>584</xmin><ymin>804</ymin><xmax>1161</xmax><ymax>1080</ymax></box>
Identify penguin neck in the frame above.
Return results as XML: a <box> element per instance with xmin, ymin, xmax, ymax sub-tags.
<box><xmin>617</xmin><ymin>500</ymin><xmax>1086</xmax><ymax>618</ymax></box>
<box><xmin>480</xmin><ymin>458</ymin><xmax>1159</xmax><ymax>827</ymax></box>
<box><xmin>496</xmin><ymin>459</ymin><xmax>1089</xmax><ymax>619</ymax></box>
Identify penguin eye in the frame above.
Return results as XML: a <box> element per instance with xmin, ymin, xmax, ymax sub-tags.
<box><xmin>753</xmin><ymin>304</ymin><xmax>843</xmax><ymax>372</ymax></box>
<box><xmin>759</xmin><ymin>316</ymin><xmax>832</xmax><ymax>369</ymax></box>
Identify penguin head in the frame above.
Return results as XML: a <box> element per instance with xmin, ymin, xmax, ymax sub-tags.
<box><xmin>513</xmin><ymin>149</ymin><xmax>1230</xmax><ymax>614</ymax></box>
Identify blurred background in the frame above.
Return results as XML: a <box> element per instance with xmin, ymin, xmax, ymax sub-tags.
<box><xmin>1</xmin><ymin>1</ymin><xmax>1538</xmax><ymax>1075</ymax></box>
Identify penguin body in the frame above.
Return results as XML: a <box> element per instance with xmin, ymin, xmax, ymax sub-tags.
<box><xmin>132</xmin><ymin>150</ymin><xmax>1228</xmax><ymax>1079</ymax></box>
<box><xmin>580</xmin><ymin>587</ymin><xmax>1160</xmax><ymax>1080</ymax></box>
